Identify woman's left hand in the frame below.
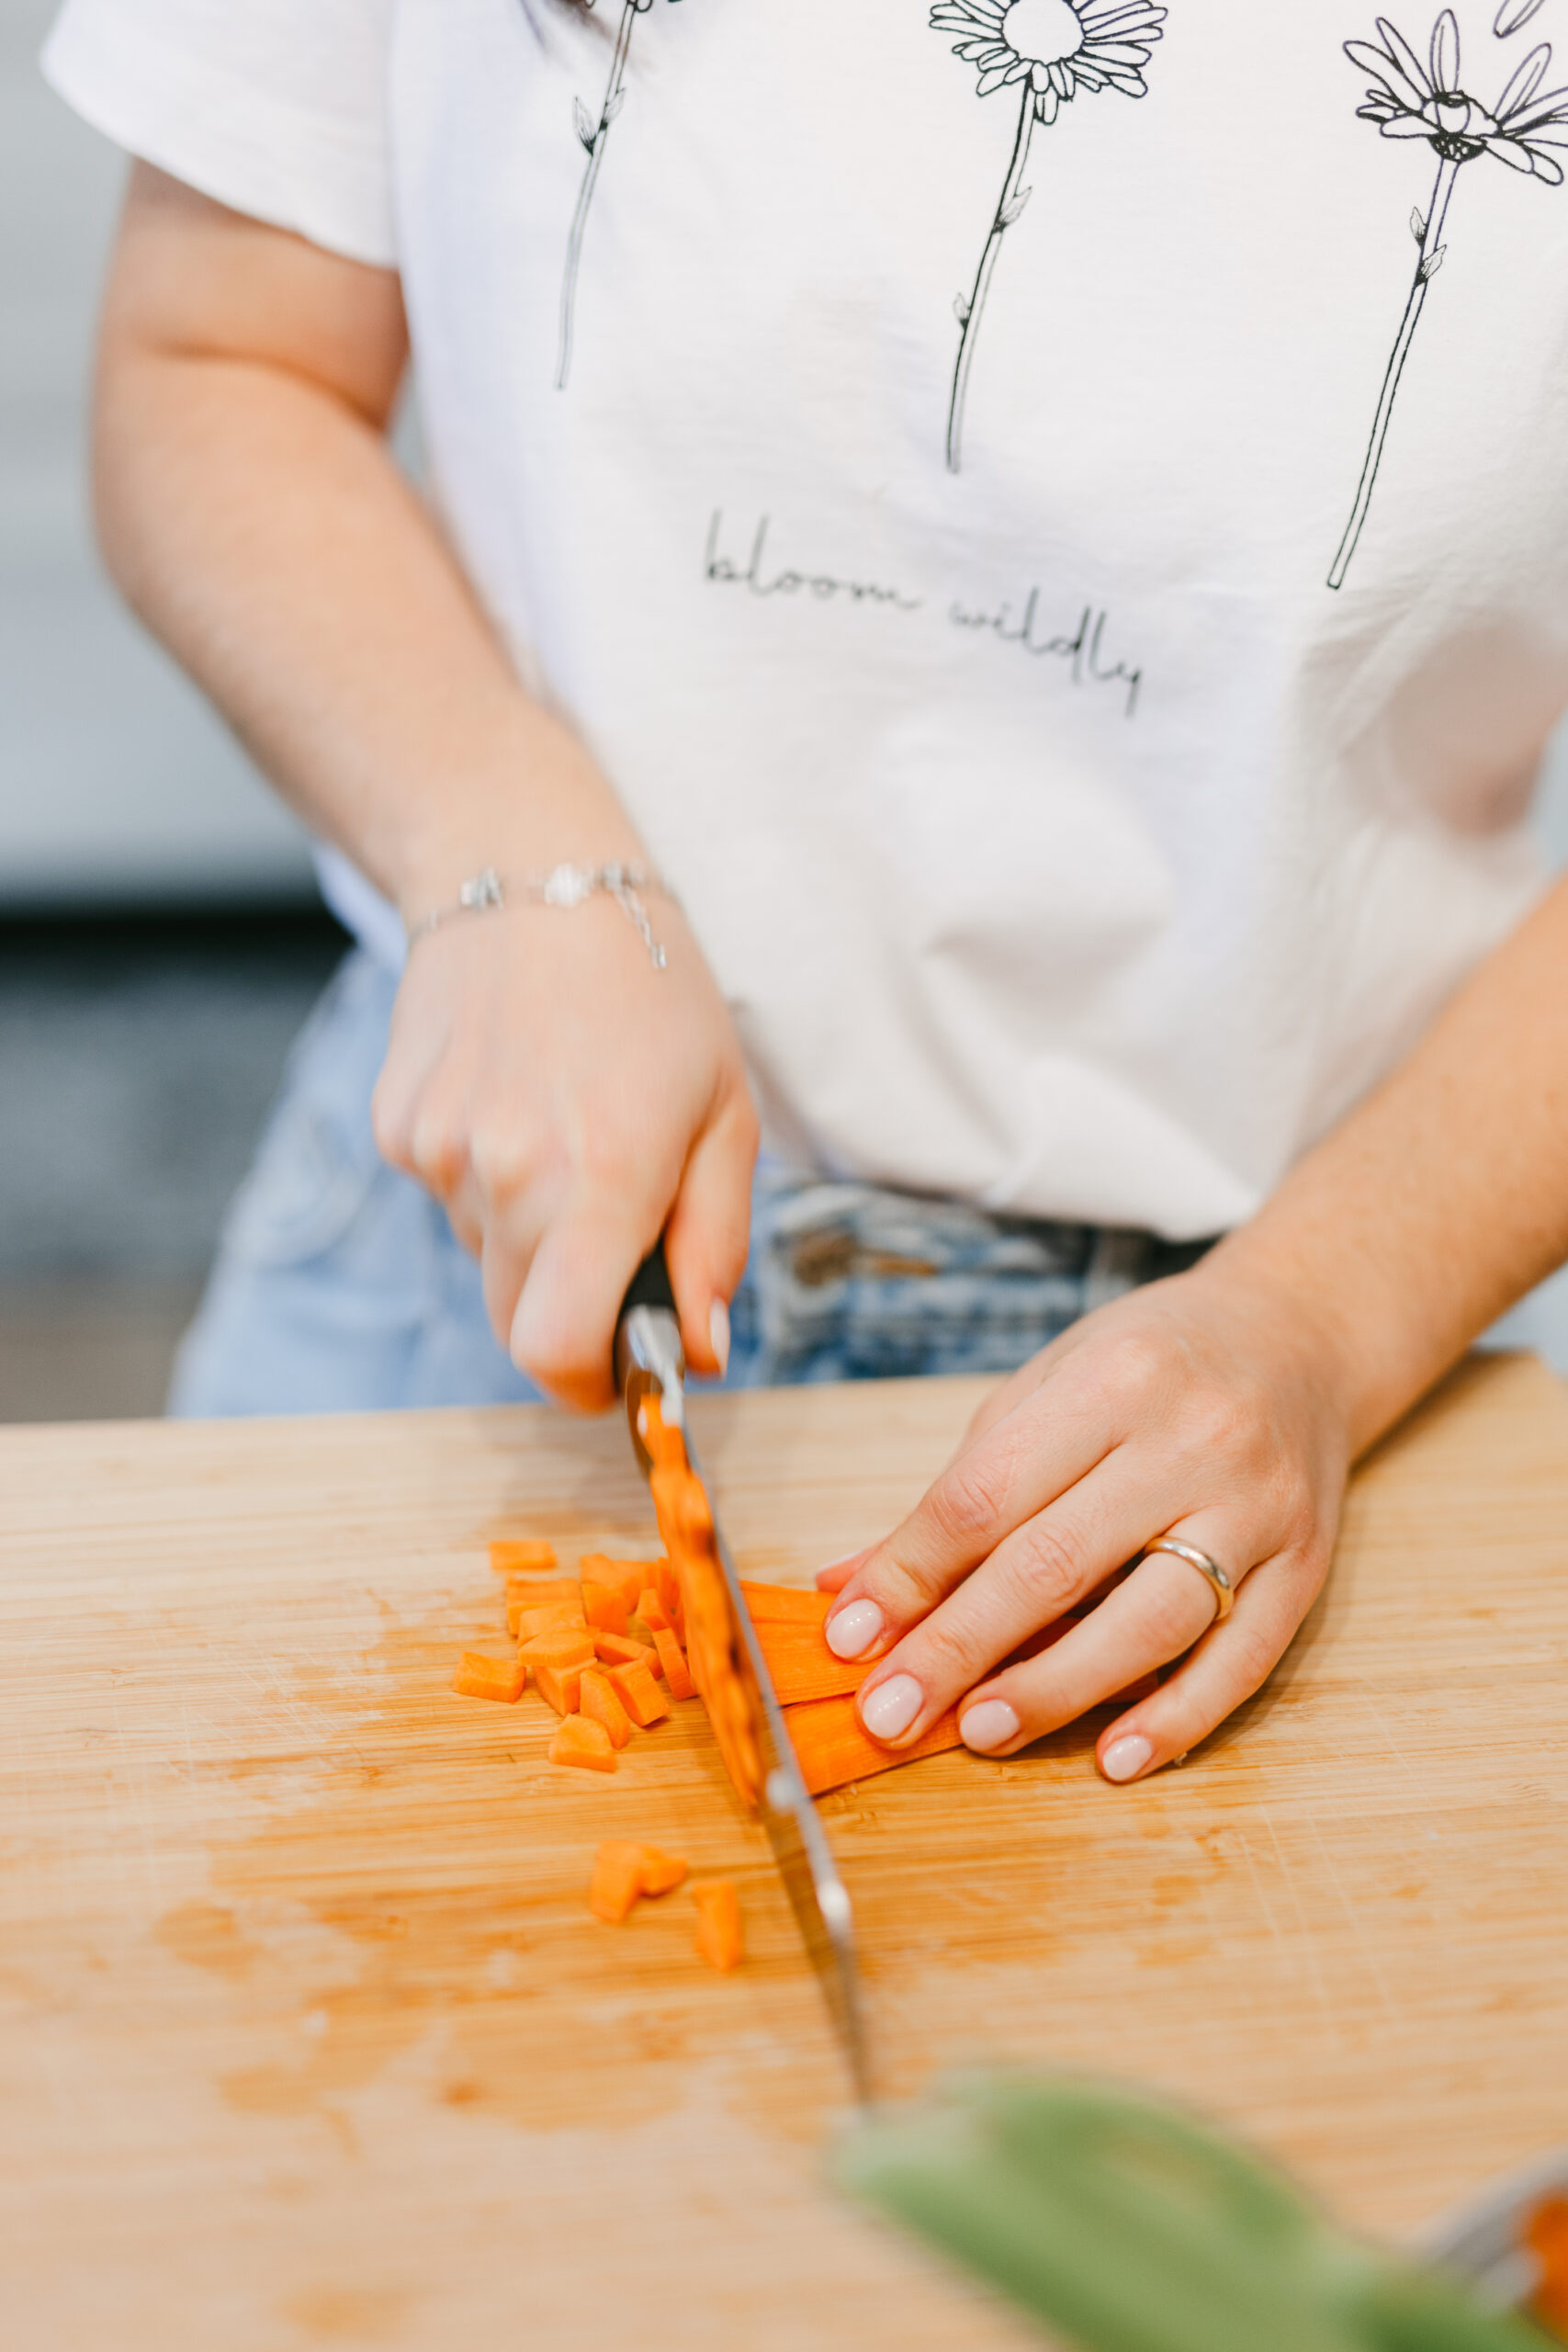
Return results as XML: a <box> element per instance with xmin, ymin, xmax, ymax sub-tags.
<box><xmin>816</xmin><ymin>1255</ymin><xmax>1356</xmax><ymax>1783</ymax></box>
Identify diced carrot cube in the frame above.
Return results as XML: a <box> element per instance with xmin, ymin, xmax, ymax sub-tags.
<box><xmin>514</xmin><ymin>1602</ymin><xmax>586</xmax><ymax>1642</ymax></box>
<box><xmin>549</xmin><ymin>1714</ymin><xmax>616</xmax><ymax>1774</ymax></box>
<box><xmin>451</xmin><ymin>1651</ymin><xmax>526</xmax><ymax>1703</ymax></box>
<box><xmin>694</xmin><ymin>1882</ymin><xmax>744</xmax><ymax>1971</ymax></box>
<box><xmin>535</xmin><ymin>1658</ymin><xmax>588</xmax><ymax>1716</ymax></box>
<box><xmin>653</xmin><ymin>1626</ymin><xmax>697</xmax><ymax>1702</ymax></box>
<box><xmin>607</xmin><ymin>1660</ymin><xmax>669</xmax><ymax>1729</ymax></box>
<box><xmin>581</xmin><ymin>1555</ymin><xmax>659</xmax><ymax>1611</ymax></box>
<box><xmin>579</xmin><ymin>1668</ymin><xmax>632</xmax><ymax>1749</ymax></box>
<box><xmin>589</xmin><ymin>1841</ymin><xmax>645</xmax><ymax>1923</ymax></box>
<box><xmin>593</xmin><ymin>1631</ymin><xmax>659</xmax><ymax>1670</ymax></box>
<box><xmin>637</xmin><ymin>1588</ymin><xmax>672</xmax><ymax>1635</ymax></box>
<box><xmin>580</xmin><ymin>1582</ymin><xmax>629</xmax><ymax>1638</ymax></box>
<box><xmin>490</xmin><ymin>1540</ymin><xmax>558</xmax><ymax>1577</ymax></box>
<box><xmin>520</xmin><ymin>1626</ymin><xmax>596</xmax><ymax>1669</ymax></box>
<box><xmin>636</xmin><ymin>1845</ymin><xmax>689</xmax><ymax>1897</ymax></box>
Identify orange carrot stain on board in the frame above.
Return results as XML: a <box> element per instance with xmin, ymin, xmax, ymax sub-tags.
<box><xmin>280</xmin><ymin>2285</ymin><xmax>411</xmax><ymax>2341</ymax></box>
<box><xmin>175</xmin><ymin>1590</ymin><xmax>816</xmax><ymax>2138</ymax></box>
<box><xmin>153</xmin><ymin>1901</ymin><xmax>258</xmax><ymax>1982</ymax></box>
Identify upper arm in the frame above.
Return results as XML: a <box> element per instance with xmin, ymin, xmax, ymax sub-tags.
<box><xmin>98</xmin><ymin>160</ymin><xmax>409</xmax><ymax>433</ymax></box>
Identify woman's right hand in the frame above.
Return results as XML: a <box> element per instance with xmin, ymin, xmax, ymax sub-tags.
<box><xmin>371</xmin><ymin>880</ymin><xmax>758</xmax><ymax>1411</ymax></box>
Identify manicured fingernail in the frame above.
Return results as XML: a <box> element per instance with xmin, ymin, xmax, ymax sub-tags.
<box><xmin>860</xmin><ymin>1674</ymin><xmax>923</xmax><ymax>1744</ymax></box>
<box><xmin>959</xmin><ymin>1700</ymin><xmax>1021</xmax><ymax>1754</ymax></box>
<box><xmin>1100</xmin><ymin>1734</ymin><xmax>1154</xmax><ymax>1784</ymax></box>
<box><xmin>709</xmin><ymin>1298</ymin><xmax>730</xmax><ymax>1377</ymax></box>
<box><xmin>825</xmin><ymin>1599</ymin><xmax>885</xmax><ymax>1659</ymax></box>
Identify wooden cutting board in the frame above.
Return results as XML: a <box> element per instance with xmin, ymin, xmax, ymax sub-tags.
<box><xmin>2</xmin><ymin>1354</ymin><xmax>1567</xmax><ymax>2352</ymax></box>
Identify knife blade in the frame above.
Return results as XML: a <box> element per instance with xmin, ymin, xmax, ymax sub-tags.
<box><xmin>615</xmin><ymin>1247</ymin><xmax>873</xmax><ymax>2107</ymax></box>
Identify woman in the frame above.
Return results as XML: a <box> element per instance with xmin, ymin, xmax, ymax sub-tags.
<box><xmin>44</xmin><ymin>0</ymin><xmax>1568</xmax><ymax>1785</ymax></box>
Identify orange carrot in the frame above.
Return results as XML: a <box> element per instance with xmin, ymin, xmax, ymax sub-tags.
<box><xmin>784</xmin><ymin>1693</ymin><xmax>964</xmax><ymax>1796</ymax></box>
<box><xmin>653</xmin><ymin>1558</ymin><xmax>682</xmax><ymax>1623</ymax></box>
<box><xmin>635</xmin><ymin>1845</ymin><xmax>689</xmax><ymax>1896</ymax></box>
<box><xmin>535</xmin><ymin>1658</ymin><xmax>589</xmax><ymax>1716</ymax></box>
<box><xmin>520</xmin><ymin>1625</ymin><xmax>596</xmax><ymax>1669</ymax></box>
<box><xmin>751</xmin><ymin>1622</ymin><xmax>870</xmax><ymax>1706</ymax></box>
<box><xmin>549</xmin><ymin>1714</ymin><xmax>615</xmax><ymax>1773</ymax></box>
<box><xmin>579</xmin><ymin>1667</ymin><xmax>632</xmax><ymax>1749</ymax></box>
<box><xmin>645</xmin><ymin>1395</ymin><xmax>762</xmax><ymax>1811</ymax></box>
<box><xmin>581</xmin><ymin>1555</ymin><xmax>660</xmax><ymax>1611</ymax></box>
<box><xmin>589</xmin><ymin>1841</ymin><xmax>645</xmax><ymax>1923</ymax></box>
<box><xmin>490</xmin><ymin>1539</ymin><xmax>558</xmax><ymax>1577</ymax></box>
<box><xmin>451</xmin><ymin>1652</ymin><xmax>526</xmax><ymax>1704</ymax></box>
<box><xmin>593</xmin><ymin>1631</ymin><xmax>660</xmax><ymax>1671</ymax></box>
<box><xmin>636</xmin><ymin>1587</ymin><xmax>672</xmax><ymax>1635</ymax></box>
<box><xmin>607</xmin><ymin>1659</ymin><xmax>669</xmax><ymax>1730</ymax></box>
<box><xmin>739</xmin><ymin>1581</ymin><xmax>835</xmax><ymax>1626</ymax></box>
<box><xmin>1526</xmin><ymin>2195</ymin><xmax>1568</xmax><ymax>2333</ymax></box>
<box><xmin>653</xmin><ymin>1626</ymin><xmax>697</xmax><ymax>1702</ymax></box>
<box><xmin>693</xmin><ymin>1882</ymin><xmax>744</xmax><ymax>1972</ymax></box>
<box><xmin>587</xmin><ymin>1839</ymin><xmax>691</xmax><ymax>1924</ymax></box>
<box><xmin>506</xmin><ymin>1577</ymin><xmax>584</xmax><ymax>1635</ymax></box>
<box><xmin>580</xmin><ymin>1581</ymin><xmax>630</xmax><ymax>1638</ymax></box>
<box><xmin>513</xmin><ymin>1601</ymin><xmax>585</xmax><ymax>1642</ymax></box>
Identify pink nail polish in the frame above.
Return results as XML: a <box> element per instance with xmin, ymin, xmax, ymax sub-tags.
<box><xmin>1100</xmin><ymin>1734</ymin><xmax>1154</xmax><ymax>1784</ymax></box>
<box><xmin>860</xmin><ymin>1675</ymin><xmax>923</xmax><ymax>1744</ymax></box>
<box><xmin>825</xmin><ymin>1599</ymin><xmax>884</xmax><ymax>1660</ymax></box>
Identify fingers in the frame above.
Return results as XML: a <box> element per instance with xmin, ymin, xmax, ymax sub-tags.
<box><xmin>1091</xmin><ymin>1555</ymin><xmax>1323</xmax><ymax>1784</ymax></box>
<box><xmin>949</xmin><ymin>1530</ymin><xmax>1257</xmax><ymax>1758</ymax></box>
<box><xmin>510</xmin><ymin>1199</ymin><xmax>657</xmax><ymax>1413</ymax></box>
<box><xmin>664</xmin><ymin>1085</ymin><xmax>758</xmax><ymax>1378</ymax></box>
<box><xmin>823</xmin><ymin>1369</ymin><xmax>1121</xmax><ymax>1665</ymax></box>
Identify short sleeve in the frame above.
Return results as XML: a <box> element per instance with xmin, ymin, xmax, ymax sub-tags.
<box><xmin>42</xmin><ymin>0</ymin><xmax>399</xmax><ymax>268</ymax></box>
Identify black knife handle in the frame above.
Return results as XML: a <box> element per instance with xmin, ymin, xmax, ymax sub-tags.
<box><xmin>620</xmin><ymin>1240</ymin><xmax>676</xmax><ymax>1321</ymax></box>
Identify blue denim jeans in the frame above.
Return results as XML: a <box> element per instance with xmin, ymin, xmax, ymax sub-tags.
<box><xmin>169</xmin><ymin>950</ymin><xmax>1213</xmax><ymax>1417</ymax></box>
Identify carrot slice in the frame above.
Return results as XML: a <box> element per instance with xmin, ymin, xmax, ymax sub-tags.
<box><xmin>535</xmin><ymin>1658</ymin><xmax>588</xmax><ymax>1716</ymax></box>
<box><xmin>653</xmin><ymin>1626</ymin><xmax>697</xmax><ymax>1702</ymax></box>
<box><xmin>784</xmin><ymin>1693</ymin><xmax>964</xmax><ymax>1796</ymax></box>
<box><xmin>579</xmin><ymin>1667</ymin><xmax>632</xmax><ymax>1749</ymax></box>
<box><xmin>636</xmin><ymin>1587</ymin><xmax>672</xmax><ymax>1635</ymax></box>
<box><xmin>693</xmin><ymin>1882</ymin><xmax>744</xmax><ymax>1972</ymax></box>
<box><xmin>645</xmin><ymin>1396</ymin><xmax>762</xmax><ymax>1812</ymax></box>
<box><xmin>739</xmin><ymin>1581</ymin><xmax>835</xmax><ymax>1627</ymax></box>
<box><xmin>607</xmin><ymin>1660</ymin><xmax>669</xmax><ymax>1729</ymax></box>
<box><xmin>490</xmin><ymin>1539</ymin><xmax>558</xmax><ymax>1577</ymax></box>
<box><xmin>581</xmin><ymin>1582</ymin><xmax>630</xmax><ymax>1638</ymax></box>
<box><xmin>549</xmin><ymin>1714</ymin><xmax>615</xmax><ymax>1773</ymax></box>
<box><xmin>635</xmin><ymin>1845</ymin><xmax>689</xmax><ymax>1896</ymax></box>
<box><xmin>593</xmin><ymin>1631</ymin><xmax>660</xmax><ymax>1671</ymax></box>
<box><xmin>589</xmin><ymin>1841</ymin><xmax>645</xmax><ymax>1923</ymax></box>
<box><xmin>451</xmin><ymin>1651</ymin><xmax>526</xmax><ymax>1704</ymax></box>
<box><xmin>751</xmin><ymin>1622</ymin><xmax>870</xmax><ymax>1706</ymax></box>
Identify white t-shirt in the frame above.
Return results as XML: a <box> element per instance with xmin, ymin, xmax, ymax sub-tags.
<box><xmin>45</xmin><ymin>0</ymin><xmax>1568</xmax><ymax>1238</ymax></box>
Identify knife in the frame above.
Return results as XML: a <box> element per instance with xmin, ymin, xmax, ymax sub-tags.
<box><xmin>614</xmin><ymin>1246</ymin><xmax>873</xmax><ymax>2108</ymax></box>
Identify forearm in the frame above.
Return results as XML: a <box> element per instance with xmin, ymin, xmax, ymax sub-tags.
<box><xmin>1213</xmin><ymin>870</ymin><xmax>1568</xmax><ymax>1453</ymax></box>
<box><xmin>94</xmin><ymin>175</ymin><xmax>638</xmax><ymax>917</ymax></box>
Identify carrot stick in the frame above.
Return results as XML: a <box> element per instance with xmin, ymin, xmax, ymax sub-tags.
<box><xmin>693</xmin><ymin>1882</ymin><xmax>744</xmax><ymax>1972</ymax></box>
<box><xmin>784</xmin><ymin>1693</ymin><xmax>964</xmax><ymax>1796</ymax></box>
<box><xmin>751</xmin><ymin>1623</ymin><xmax>870</xmax><ymax>1706</ymax></box>
<box><xmin>451</xmin><ymin>1652</ymin><xmax>526</xmax><ymax>1704</ymax></box>
<box><xmin>739</xmin><ymin>1581</ymin><xmax>835</xmax><ymax>1627</ymax></box>
<box><xmin>549</xmin><ymin>1714</ymin><xmax>616</xmax><ymax>1773</ymax></box>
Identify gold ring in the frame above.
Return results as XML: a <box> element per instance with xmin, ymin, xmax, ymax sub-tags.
<box><xmin>1142</xmin><ymin>1537</ymin><xmax>1235</xmax><ymax>1623</ymax></box>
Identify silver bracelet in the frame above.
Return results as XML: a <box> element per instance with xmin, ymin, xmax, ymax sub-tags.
<box><xmin>409</xmin><ymin>861</ymin><xmax>673</xmax><ymax>970</ymax></box>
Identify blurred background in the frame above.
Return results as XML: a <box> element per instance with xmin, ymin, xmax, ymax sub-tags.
<box><xmin>3</xmin><ymin>6</ymin><xmax>1566</xmax><ymax>1426</ymax></box>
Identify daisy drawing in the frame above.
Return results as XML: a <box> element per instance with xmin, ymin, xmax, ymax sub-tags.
<box><xmin>1331</xmin><ymin>8</ymin><xmax>1568</xmax><ymax>586</ymax></box>
<box><xmin>554</xmin><ymin>0</ymin><xmax>679</xmax><ymax>391</ymax></box>
<box><xmin>931</xmin><ymin>0</ymin><xmax>1167</xmax><ymax>473</ymax></box>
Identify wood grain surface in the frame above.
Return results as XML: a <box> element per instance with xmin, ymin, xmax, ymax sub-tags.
<box><xmin>2</xmin><ymin>1355</ymin><xmax>1566</xmax><ymax>2352</ymax></box>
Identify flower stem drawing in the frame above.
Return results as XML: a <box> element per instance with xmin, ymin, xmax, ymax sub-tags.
<box><xmin>556</xmin><ymin>0</ymin><xmax>650</xmax><ymax>391</ymax></box>
<box><xmin>931</xmin><ymin>0</ymin><xmax>1167</xmax><ymax>473</ymax></box>
<box><xmin>1331</xmin><ymin>8</ymin><xmax>1568</xmax><ymax>588</ymax></box>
